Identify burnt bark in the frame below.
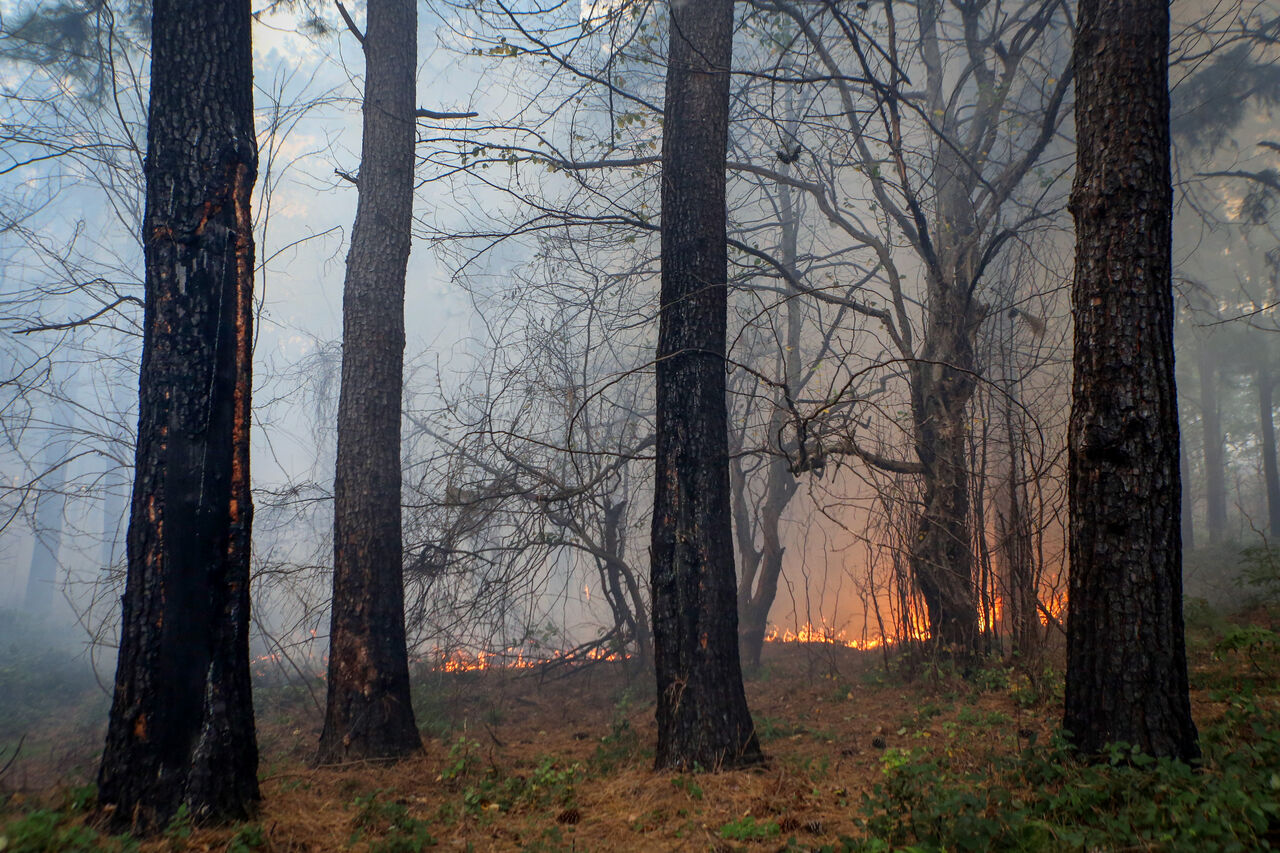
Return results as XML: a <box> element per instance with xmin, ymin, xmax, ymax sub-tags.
<box><xmin>317</xmin><ymin>0</ymin><xmax>422</xmax><ymax>764</ymax></box>
<box><xmin>97</xmin><ymin>0</ymin><xmax>259</xmax><ymax>831</ymax></box>
<box><xmin>651</xmin><ymin>0</ymin><xmax>762</xmax><ymax>771</ymax></box>
<box><xmin>1064</xmin><ymin>0</ymin><xmax>1199</xmax><ymax>760</ymax></box>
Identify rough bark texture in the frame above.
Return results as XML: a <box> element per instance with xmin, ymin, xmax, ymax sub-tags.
<box><xmin>317</xmin><ymin>0</ymin><xmax>422</xmax><ymax>764</ymax></box>
<box><xmin>1064</xmin><ymin>0</ymin><xmax>1199</xmax><ymax>760</ymax></box>
<box><xmin>1197</xmin><ymin>338</ymin><xmax>1227</xmax><ymax>543</ymax></box>
<box><xmin>651</xmin><ymin>0</ymin><xmax>762</xmax><ymax>771</ymax></box>
<box><xmin>97</xmin><ymin>0</ymin><xmax>259</xmax><ymax>831</ymax></box>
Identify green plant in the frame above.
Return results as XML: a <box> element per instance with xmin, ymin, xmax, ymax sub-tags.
<box><xmin>590</xmin><ymin>717</ymin><xmax>640</xmax><ymax>774</ymax></box>
<box><xmin>1240</xmin><ymin>544</ymin><xmax>1280</xmax><ymax>603</ymax></box>
<box><xmin>753</xmin><ymin>715</ymin><xmax>805</xmax><ymax>740</ymax></box>
<box><xmin>226</xmin><ymin>823</ymin><xmax>266</xmax><ymax>853</ymax></box>
<box><xmin>164</xmin><ymin>803</ymin><xmax>193</xmax><ymax>850</ymax></box>
<box><xmin>848</xmin><ymin>697</ymin><xmax>1280</xmax><ymax>852</ymax></box>
<box><xmin>0</xmin><ymin>809</ymin><xmax>130</xmax><ymax>853</ymax></box>
<box><xmin>1215</xmin><ymin>625</ymin><xmax>1280</xmax><ymax>675</ymax></box>
<box><xmin>440</xmin><ymin>736</ymin><xmax>482</xmax><ymax>782</ymax></box>
<box><xmin>670</xmin><ymin>775</ymin><xmax>703</xmax><ymax>801</ymax></box>
<box><xmin>718</xmin><ymin>816</ymin><xmax>781</xmax><ymax>841</ymax></box>
<box><xmin>349</xmin><ymin>790</ymin><xmax>436</xmax><ymax>852</ymax></box>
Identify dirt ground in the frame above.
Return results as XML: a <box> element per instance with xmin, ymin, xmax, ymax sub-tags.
<box><xmin>0</xmin><ymin>635</ymin><xmax>1261</xmax><ymax>851</ymax></box>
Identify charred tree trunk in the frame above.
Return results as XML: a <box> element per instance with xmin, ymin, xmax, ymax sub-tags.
<box><xmin>97</xmin><ymin>0</ymin><xmax>259</xmax><ymax>830</ymax></box>
<box><xmin>1197</xmin><ymin>338</ymin><xmax>1227</xmax><ymax>543</ymax></box>
<box><xmin>317</xmin><ymin>0</ymin><xmax>422</xmax><ymax>764</ymax></box>
<box><xmin>1257</xmin><ymin>365</ymin><xmax>1280</xmax><ymax>538</ymax></box>
<box><xmin>909</xmin><ymin>287</ymin><xmax>980</xmax><ymax>651</ymax></box>
<box><xmin>651</xmin><ymin>0</ymin><xmax>761</xmax><ymax>771</ymax></box>
<box><xmin>1064</xmin><ymin>0</ymin><xmax>1199</xmax><ymax>760</ymax></box>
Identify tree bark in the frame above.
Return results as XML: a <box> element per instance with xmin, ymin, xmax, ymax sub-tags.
<box><xmin>97</xmin><ymin>0</ymin><xmax>259</xmax><ymax>830</ymax></box>
<box><xmin>317</xmin><ymin>0</ymin><xmax>422</xmax><ymax>764</ymax></box>
<box><xmin>651</xmin><ymin>0</ymin><xmax>762</xmax><ymax>771</ymax></box>
<box><xmin>1197</xmin><ymin>337</ymin><xmax>1227</xmax><ymax>543</ymax></box>
<box><xmin>1064</xmin><ymin>0</ymin><xmax>1199</xmax><ymax>760</ymax></box>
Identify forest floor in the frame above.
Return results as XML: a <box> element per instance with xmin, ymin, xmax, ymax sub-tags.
<box><xmin>1</xmin><ymin>604</ymin><xmax>1278</xmax><ymax>852</ymax></box>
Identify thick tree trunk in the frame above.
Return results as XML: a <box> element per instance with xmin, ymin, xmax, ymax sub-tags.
<box><xmin>1257</xmin><ymin>367</ymin><xmax>1280</xmax><ymax>538</ymax></box>
<box><xmin>1064</xmin><ymin>0</ymin><xmax>1199</xmax><ymax>760</ymax></box>
<box><xmin>909</xmin><ymin>289</ymin><xmax>980</xmax><ymax>650</ymax></box>
<box><xmin>97</xmin><ymin>0</ymin><xmax>259</xmax><ymax>830</ymax></box>
<box><xmin>651</xmin><ymin>0</ymin><xmax>761</xmax><ymax>771</ymax></box>
<box><xmin>317</xmin><ymin>0</ymin><xmax>422</xmax><ymax>764</ymax></box>
<box><xmin>1197</xmin><ymin>338</ymin><xmax>1227</xmax><ymax>543</ymax></box>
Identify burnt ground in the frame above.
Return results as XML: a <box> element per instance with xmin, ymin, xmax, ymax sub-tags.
<box><xmin>0</xmin><ymin>626</ymin><xmax>1274</xmax><ymax>852</ymax></box>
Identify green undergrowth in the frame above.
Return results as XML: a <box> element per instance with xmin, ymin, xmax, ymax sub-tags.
<box><xmin>843</xmin><ymin>691</ymin><xmax>1280</xmax><ymax>852</ymax></box>
<box><xmin>0</xmin><ymin>786</ymin><xmax>129</xmax><ymax>853</ymax></box>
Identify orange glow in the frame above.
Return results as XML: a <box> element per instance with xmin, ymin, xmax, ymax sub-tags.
<box><xmin>761</xmin><ymin>617</ymin><xmax>930</xmax><ymax>651</ymax></box>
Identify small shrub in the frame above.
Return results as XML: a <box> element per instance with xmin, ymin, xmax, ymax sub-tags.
<box><xmin>718</xmin><ymin>816</ymin><xmax>780</xmax><ymax>841</ymax></box>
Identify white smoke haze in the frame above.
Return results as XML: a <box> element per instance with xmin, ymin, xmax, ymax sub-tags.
<box><xmin>0</xmin><ymin>0</ymin><xmax>1275</xmax><ymax>697</ymax></box>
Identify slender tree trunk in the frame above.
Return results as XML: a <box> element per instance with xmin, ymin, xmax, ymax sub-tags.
<box><xmin>97</xmin><ymin>0</ymin><xmax>259</xmax><ymax>830</ymax></box>
<box><xmin>1257</xmin><ymin>366</ymin><xmax>1280</xmax><ymax>538</ymax></box>
<box><xmin>318</xmin><ymin>0</ymin><xmax>422</xmax><ymax>764</ymax></box>
<box><xmin>1197</xmin><ymin>338</ymin><xmax>1227</xmax><ymax>543</ymax></box>
<box><xmin>999</xmin><ymin>375</ymin><xmax>1038</xmax><ymax>657</ymax></box>
<box><xmin>651</xmin><ymin>0</ymin><xmax>761</xmax><ymax>771</ymax></box>
<box><xmin>736</xmin><ymin>157</ymin><xmax>801</xmax><ymax>670</ymax></box>
<box><xmin>1064</xmin><ymin>0</ymin><xmax>1199</xmax><ymax>760</ymax></box>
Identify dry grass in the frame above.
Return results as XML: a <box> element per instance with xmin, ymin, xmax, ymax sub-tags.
<box><xmin>5</xmin><ymin>634</ymin><xmax>1261</xmax><ymax>851</ymax></box>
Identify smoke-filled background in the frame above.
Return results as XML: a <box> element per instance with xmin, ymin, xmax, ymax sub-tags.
<box><xmin>1</xmin><ymin>0</ymin><xmax>1278</xmax><ymax>684</ymax></box>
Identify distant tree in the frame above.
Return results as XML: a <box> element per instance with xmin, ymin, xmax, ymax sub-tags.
<box><xmin>97</xmin><ymin>0</ymin><xmax>260</xmax><ymax>831</ymax></box>
<box><xmin>1064</xmin><ymin>0</ymin><xmax>1200</xmax><ymax>759</ymax></box>
<box><xmin>317</xmin><ymin>0</ymin><xmax>423</xmax><ymax>763</ymax></box>
<box><xmin>651</xmin><ymin>0</ymin><xmax>762</xmax><ymax>771</ymax></box>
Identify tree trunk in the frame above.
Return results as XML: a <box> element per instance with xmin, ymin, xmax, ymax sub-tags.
<box><xmin>1197</xmin><ymin>338</ymin><xmax>1227</xmax><ymax>543</ymax></box>
<box><xmin>317</xmin><ymin>0</ymin><xmax>422</xmax><ymax>764</ymax></box>
<box><xmin>651</xmin><ymin>0</ymin><xmax>761</xmax><ymax>771</ymax></box>
<box><xmin>999</xmin><ymin>380</ymin><xmax>1038</xmax><ymax>657</ymax></box>
<box><xmin>909</xmin><ymin>287</ymin><xmax>980</xmax><ymax>650</ymax></box>
<box><xmin>1257</xmin><ymin>366</ymin><xmax>1280</xmax><ymax>538</ymax></box>
<box><xmin>736</xmin><ymin>156</ymin><xmax>801</xmax><ymax>671</ymax></box>
<box><xmin>1064</xmin><ymin>0</ymin><xmax>1199</xmax><ymax>760</ymax></box>
<box><xmin>97</xmin><ymin>0</ymin><xmax>259</xmax><ymax>830</ymax></box>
